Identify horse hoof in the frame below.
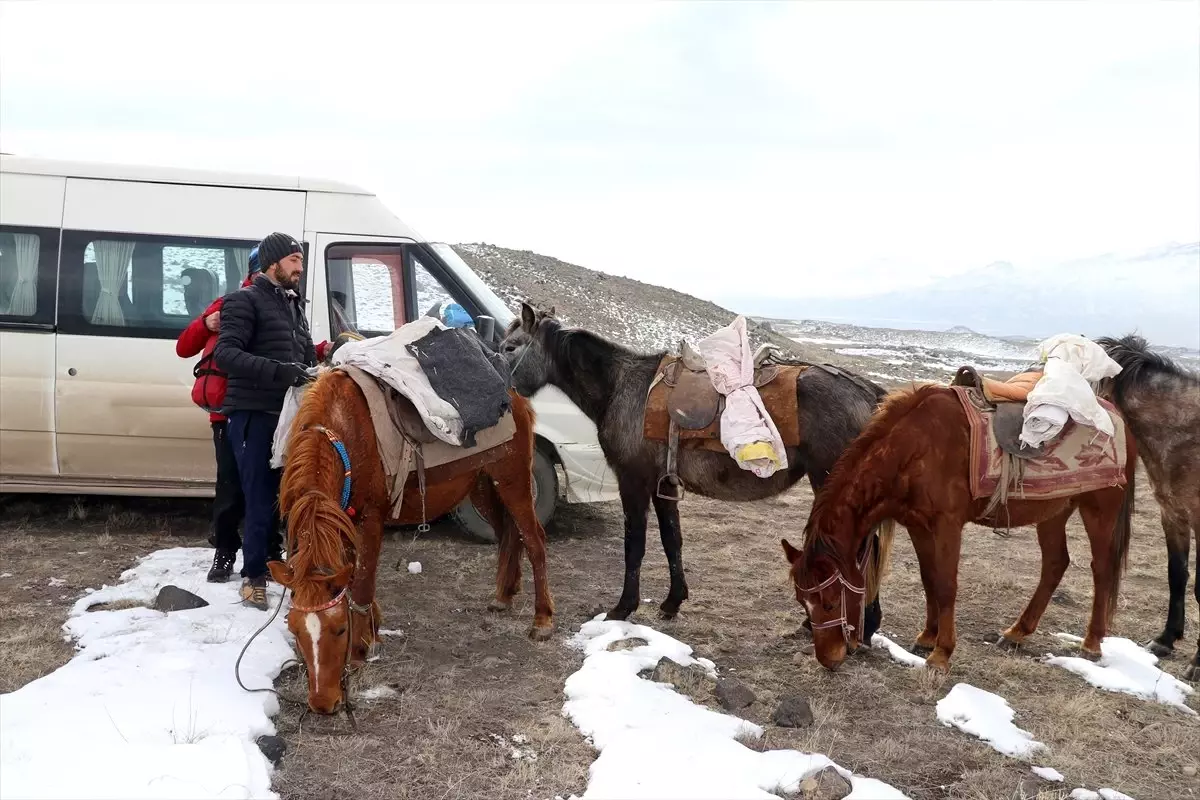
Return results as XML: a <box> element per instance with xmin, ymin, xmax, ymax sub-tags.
<box><xmin>910</xmin><ymin>643</ymin><xmax>934</xmax><ymax>656</ymax></box>
<box><xmin>658</xmin><ymin>602</ymin><xmax>681</xmax><ymax>620</ymax></box>
<box><xmin>528</xmin><ymin>625</ymin><xmax>553</xmax><ymax>642</ymax></box>
<box><xmin>1146</xmin><ymin>639</ymin><xmax>1175</xmax><ymax>658</ymax></box>
<box><xmin>1080</xmin><ymin>647</ymin><xmax>1102</xmax><ymax>662</ymax></box>
<box><xmin>926</xmin><ymin>655</ymin><xmax>951</xmax><ymax>674</ymax></box>
<box><xmin>997</xmin><ymin>636</ymin><xmax>1023</xmax><ymax>653</ymax></box>
<box><xmin>487</xmin><ymin>600</ymin><xmax>512</xmax><ymax>613</ymax></box>
<box><xmin>605</xmin><ymin>606</ymin><xmax>635</xmax><ymax>622</ymax></box>
<box><xmin>1182</xmin><ymin>662</ymin><xmax>1198</xmax><ymax>683</ymax></box>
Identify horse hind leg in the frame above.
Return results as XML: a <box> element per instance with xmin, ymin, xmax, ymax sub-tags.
<box><xmin>470</xmin><ymin>477</ymin><xmax>522</xmax><ymax>613</ymax></box>
<box><xmin>490</xmin><ymin>468</ymin><xmax>555</xmax><ymax>641</ymax></box>
<box><xmin>1077</xmin><ymin>488</ymin><xmax>1129</xmax><ymax>659</ymax></box>
<box><xmin>1148</xmin><ymin>507</ymin><xmax>1191</xmax><ymax>658</ymax></box>
<box><xmin>1185</xmin><ymin>527</ymin><xmax>1200</xmax><ymax>682</ymax></box>
<box><xmin>1000</xmin><ymin>508</ymin><xmax>1072</xmax><ymax>651</ymax></box>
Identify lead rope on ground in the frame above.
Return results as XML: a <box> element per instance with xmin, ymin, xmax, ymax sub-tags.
<box><xmin>234</xmin><ymin>584</ymin><xmax>305</xmax><ymax>707</ymax></box>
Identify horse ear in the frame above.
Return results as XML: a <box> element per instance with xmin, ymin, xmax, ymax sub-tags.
<box><xmin>781</xmin><ymin>538</ymin><xmax>802</xmax><ymax>563</ymax></box>
<box><xmin>316</xmin><ymin>564</ymin><xmax>354</xmax><ymax>588</ymax></box>
<box><xmin>268</xmin><ymin>560</ymin><xmax>294</xmax><ymax>587</ymax></box>
<box><xmin>520</xmin><ymin>302</ymin><xmax>536</xmax><ymax>334</ymax></box>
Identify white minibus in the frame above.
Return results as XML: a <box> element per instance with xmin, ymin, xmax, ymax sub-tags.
<box><xmin>0</xmin><ymin>155</ymin><xmax>617</xmax><ymax>539</ymax></box>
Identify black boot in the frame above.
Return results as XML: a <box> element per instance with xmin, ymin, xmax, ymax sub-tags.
<box><xmin>207</xmin><ymin>549</ymin><xmax>237</xmax><ymax>583</ymax></box>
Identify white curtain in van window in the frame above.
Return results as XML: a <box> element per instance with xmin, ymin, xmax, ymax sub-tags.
<box><xmin>231</xmin><ymin>247</ymin><xmax>251</xmax><ymax>282</ymax></box>
<box><xmin>92</xmin><ymin>240</ymin><xmax>136</xmax><ymax>326</ymax></box>
<box><xmin>6</xmin><ymin>233</ymin><xmax>40</xmax><ymax>317</ymax></box>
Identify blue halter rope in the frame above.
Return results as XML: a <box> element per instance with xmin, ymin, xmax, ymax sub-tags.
<box><xmin>310</xmin><ymin>425</ymin><xmax>353</xmax><ymax>513</ymax></box>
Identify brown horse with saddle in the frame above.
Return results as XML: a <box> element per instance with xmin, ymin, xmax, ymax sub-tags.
<box><xmin>267</xmin><ymin>356</ymin><xmax>552</xmax><ymax>715</ymax></box>
<box><xmin>785</xmin><ymin>366</ymin><xmax>1137</xmax><ymax>673</ymax></box>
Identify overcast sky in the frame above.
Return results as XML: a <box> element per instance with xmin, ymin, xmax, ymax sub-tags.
<box><xmin>2</xmin><ymin>1</ymin><xmax>1197</xmax><ymax>314</ymax></box>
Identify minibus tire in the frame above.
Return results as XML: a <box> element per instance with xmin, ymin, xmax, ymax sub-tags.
<box><xmin>450</xmin><ymin>445</ymin><xmax>559</xmax><ymax>544</ymax></box>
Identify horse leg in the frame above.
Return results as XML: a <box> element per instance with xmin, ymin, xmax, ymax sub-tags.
<box><xmin>471</xmin><ymin>478</ymin><xmax>522</xmax><ymax>613</ymax></box>
<box><xmin>608</xmin><ymin>476</ymin><xmax>650</xmax><ymax>621</ymax></box>
<box><xmin>905</xmin><ymin>524</ymin><xmax>939</xmax><ymax>654</ymax></box>
<box><xmin>351</xmin><ymin>508</ymin><xmax>386</xmax><ymax>664</ymax></box>
<box><xmin>1148</xmin><ymin>507</ymin><xmax>1191</xmax><ymax>657</ymax></box>
<box><xmin>915</xmin><ymin>519</ymin><xmax>963</xmax><ymax>672</ymax></box>
<box><xmin>652</xmin><ymin>494</ymin><xmax>688</xmax><ymax>619</ymax></box>
<box><xmin>1186</xmin><ymin>529</ymin><xmax>1200</xmax><ymax>682</ymax></box>
<box><xmin>490</xmin><ymin>470</ymin><xmax>555</xmax><ymax>641</ymax></box>
<box><xmin>1000</xmin><ymin>508</ymin><xmax>1072</xmax><ymax>651</ymax></box>
<box><xmin>1078</xmin><ymin>492</ymin><xmax>1120</xmax><ymax>659</ymax></box>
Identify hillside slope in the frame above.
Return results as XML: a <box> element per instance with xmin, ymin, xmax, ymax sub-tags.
<box><xmin>453</xmin><ymin>243</ymin><xmax>825</xmax><ymax>360</ymax></box>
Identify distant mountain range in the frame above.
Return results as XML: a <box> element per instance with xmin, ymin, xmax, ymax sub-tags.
<box><xmin>725</xmin><ymin>242</ymin><xmax>1200</xmax><ymax>350</ymax></box>
<box><xmin>451</xmin><ymin>242</ymin><xmax>1200</xmax><ymax>388</ymax></box>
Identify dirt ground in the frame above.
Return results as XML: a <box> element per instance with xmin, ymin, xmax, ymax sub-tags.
<box><xmin>1</xmin><ymin>471</ymin><xmax>1197</xmax><ymax>800</ymax></box>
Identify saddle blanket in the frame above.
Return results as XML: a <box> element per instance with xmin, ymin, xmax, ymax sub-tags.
<box><xmin>952</xmin><ymin>386</ymin><xmax>1127</xmax><ymax>503</ymax></box>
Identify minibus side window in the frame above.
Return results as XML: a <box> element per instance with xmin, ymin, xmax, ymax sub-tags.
<box><xmin>0</xmin><ymin>226</ymin><xmax>60</xmax><ymax>327</ymax></box>
<box><xmin>57</xmin><ymin>230</ymin><xmax>259</xmax><ymax>338</ymax></box>
<box><xmin>324</xmin><ymin>243</ymin><xmax>407</xmax><ymax>339</ymax></box>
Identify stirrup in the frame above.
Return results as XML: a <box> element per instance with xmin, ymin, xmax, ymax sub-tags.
<box><xmin>656</xmin><ymin>474</ymin><xmax>684</xmax><ymax>502</ymax></box>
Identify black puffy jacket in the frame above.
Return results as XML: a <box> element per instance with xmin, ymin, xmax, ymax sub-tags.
<box><xmin>213</xmin><ymin>275</ymin><xmax>317</xmax><ymax>414</ymax></box>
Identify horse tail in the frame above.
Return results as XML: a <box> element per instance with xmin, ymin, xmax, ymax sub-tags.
<box><xmin>280</xmin><ymin>425</ymin><xmax>358</xmax><ymax>570</ymax></box>
<box><xmin>1106</xmin><ymin>442</ymin><xmax>1137</xmax><ymax>624</ymax></box>
<box><xmin>865</xmin><ymin>519</ymin><xmax>896</xmax><ymax>605</ymax></box>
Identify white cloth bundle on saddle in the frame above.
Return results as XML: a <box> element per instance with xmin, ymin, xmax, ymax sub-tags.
<box><xmin>331</xmin><ymin>317</ymin><xmax>466</xmax><ymax>445</ymax></box>
<box><xmin>270</xmin><ymin>317</ymin><xmax>470</xmax><ymax>469</ymax></box>
<box><xmin>694</xmin><ymin>315</ymin><xmax>788</xmax><ymax>478</ymax></box>
<box><xmin>1019</xmin><ymin>333</ymin><xmax>1122</xmax><ymax>448</ymax></box>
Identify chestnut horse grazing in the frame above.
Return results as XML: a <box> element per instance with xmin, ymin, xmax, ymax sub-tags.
<box><xmin>268</xmin><ymin>368</ymin><xmax>553</xmax><ymax>714</ymax></box>
<box><xmin>783</xmin><ymin>384</ymin><xmax>1136</xmax><ymax>673</ymax></box>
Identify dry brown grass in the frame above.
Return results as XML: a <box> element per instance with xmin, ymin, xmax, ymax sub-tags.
<box><xmin>1</xmin><ymin>473</ymin><xmax>1198</xmax><ymax>800</ymax></box>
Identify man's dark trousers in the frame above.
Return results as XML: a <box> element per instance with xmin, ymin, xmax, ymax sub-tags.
<box><xmin>209</xmin><ymin>421</ymin><xmax>244</xmax><ymax>552</ymax></box>
<box><xmin>227</xmin><ymin>410</ymin><xmax>282</xmax><ymax>580</ymax></box>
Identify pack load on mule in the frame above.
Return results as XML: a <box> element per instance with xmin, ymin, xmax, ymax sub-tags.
<box><xmin>644</xmin><ymin>313</ymin><xmax>880</xmax><ymax>499</ymax></box>
<box><xmin>257</xmin><ymin>314</ymin><xmax>554</xmax><ymax>715</ymax></box>
<box><xmin>786</xmin><ymin>332</ymin><xmax>1136</xmax><ymax>674</ymax></box>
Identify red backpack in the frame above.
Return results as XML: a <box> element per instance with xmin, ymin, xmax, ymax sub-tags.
<box><xmin>191</xmin><ymin>333</ymin><xmax>228</xmax><ymax>415</ymax></box>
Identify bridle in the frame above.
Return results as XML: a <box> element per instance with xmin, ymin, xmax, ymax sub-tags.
<box><xmin>287</xmin><ymin>580</ymin><xmax>376</xmax><ymax>727</ymax></box>
<box><xmin>798</xmin><ymin>539</ymin><xmax>873</xmax><ymax>650</ymax></box>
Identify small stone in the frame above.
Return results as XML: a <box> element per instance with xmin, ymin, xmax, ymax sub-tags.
<box><xmin>799</xmin><ymin>767</ymin><xmax>851</xmax><ymax>799</ymax></box>
<box><xmin>256</xmin><ymin>735</ymin><xmax>287</xmax><ymax>765</ymax></box>
<box><xmin>1183</xmin><ymin>765</ymin><xmax>1198</xmax><ymax>777</ymax></box>
<box><xmin>715</xmin><ymin>678</ymin><xmax>756</xmax><ymax>711</ymax></box>
<box><xmin>153</xmin><ymin>585</ymin><xmax>209</xmax><ymax>612</ymax></box>
<box><xmin>792</xmin><ymin>645</ymin><xmax>814</xmax><ymax>664</ymax></box>
<box><xmin>641</xmin><ymin>657</ymin><xmax>712</xmax><ymax>690</ymax></box>
<box><xmin>606</xmin><ymin>637</ymin><xmax>649</xmax><ymax>652</ymax></box>
<box><xmin>1051</xmin><ymin>590</ymin><xmax>1078</xmax><ymax>607</ymax></box>
<box><xmin>772</xmin><ymin>695</ymin><xmax>814</xmax><ymax>728</ymax></box>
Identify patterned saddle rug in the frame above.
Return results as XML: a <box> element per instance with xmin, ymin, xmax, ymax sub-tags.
<box><xmin>950</xmin><ymin>386</ymin><xmax>1127</xmax><ymax>509</ymax></box>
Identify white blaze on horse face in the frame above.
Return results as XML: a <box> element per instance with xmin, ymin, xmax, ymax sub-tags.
<box><xmin>305</xmin><ymin>613</ymin><xmax>323</xmax><ymax>686</ymax></box>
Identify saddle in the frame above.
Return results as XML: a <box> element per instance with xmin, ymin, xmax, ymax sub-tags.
<box><xmin>949</xmin><ymin>366</ymin><xmax>1047</xmax><ymax>460</ymax></box>
<box><xmin>643</xmin><ymin>343</ymin><xmax>804</xmax><ymax>500</ymax></box>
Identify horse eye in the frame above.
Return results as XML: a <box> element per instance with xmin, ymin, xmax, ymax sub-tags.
<box><xmin>334</xmin><ymin>627</ymin><xmax>347</xmax><ymax>636</ymax></box>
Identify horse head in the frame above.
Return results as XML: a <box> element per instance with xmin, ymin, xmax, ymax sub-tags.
<box><xmin>269</xmin><ymin>560</ymin><xmax>374</xmax><ymax>714</ymax></box>
<box><xmin>500</xmin><ymin>302</ymin><xmax>558</xmax><ymax>398</ymax></box>
<box><xmin>781</xmin><ymin>538</ymin><xmax>866</xmax><ymax>670</ymax></box>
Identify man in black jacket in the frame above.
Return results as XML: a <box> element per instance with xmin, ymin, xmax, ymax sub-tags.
<box><xmin>214</xmin><ymin>232</ymin><xmax>316</xmax><ymax>609</ymax></box>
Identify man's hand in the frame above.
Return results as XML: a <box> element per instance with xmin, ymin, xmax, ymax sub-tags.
<box><xmin>205</xmin><ymin>312</ymin><xmax>221</xmax><ymax>332</ymax></box>
<box><xmin>276</xmin><ymin>362</ymin><xmax>315</xmax><ymax>387</ymax></box>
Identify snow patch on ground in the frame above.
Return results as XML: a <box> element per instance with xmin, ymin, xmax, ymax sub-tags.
<box><xmin>1046</xmin><ymin>634</ymin><xmax>1195</xmax><ymax>714</ymax></box>
<box><xmin>0</xmin><ymin>547</ymin><xmax>293</xmax><ymax>800</ymax></box>
<box><xmin>1033</xmin><ymin>766</ymin><xmax>1065</xmax><ymax>782</ymax></box>
<box><xmin>407</xmin><ymin>561</ymin><xmax>423</xmax><ymax>574</ymax></box>
<box><xmin>1071</xmin><ymin>789</ymin><xmax>1136</xmax><ymax>800</ymax></box>
<box><xmin>871</xmin><ymin>633</ymin><xmax>927</xmax><ymax>668</ymax></box>
<box><xmin>936</xmin><ymin>683</ymin><xmax>1045</xmax><ymax>759</ymax></box>
<box><xmin>560</xmin><ymin>615</ymin><xmax>908</xmax><ymax>799</ymax></box>
<box><xmin>358</xmin><ymin>685</ymin><xmax>398</xmax><ymax>701</ymax></box>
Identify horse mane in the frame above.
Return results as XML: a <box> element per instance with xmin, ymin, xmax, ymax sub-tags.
<box><xmin>278</xmin><ymin>371</ymin><xmax>359</xmax><ymax>592</ymax></box>
<box><xmin>803</xmin><ymin>383</ymin><xmax>942</xmax><ymax>572</ymax></box>
<box><xmin>1095</xmin><ymin>334</ymin><xmax>1199</xmax><ymax>403</ymax></box>
<box><xmin>539</xmin><ymin>318</ymin><xmax>664</xmax><ymax>421</ymax></box>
